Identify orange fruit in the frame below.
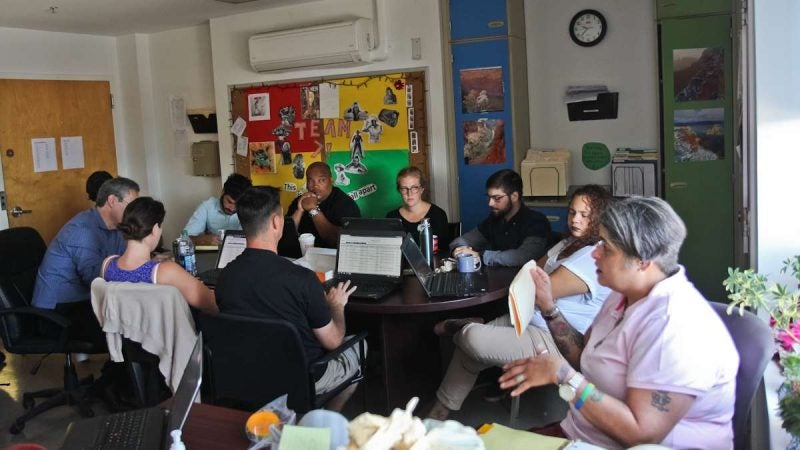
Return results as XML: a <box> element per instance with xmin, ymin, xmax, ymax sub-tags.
<box><xmin>246</xmin><ymin>410</ymin><xmax>281</xmax><ymax>440</ymax></box>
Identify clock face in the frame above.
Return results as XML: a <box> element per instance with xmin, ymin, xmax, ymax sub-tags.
<box><xmin>569</xmin><ymin>9</ymin><xmax>607</xmax><ymax>47</ymax></box>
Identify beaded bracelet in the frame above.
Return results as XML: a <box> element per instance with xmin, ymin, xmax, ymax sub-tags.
<box><xmin>575</xmin><ymin>383</ymin><xmax>595</xmax><ymax>411</ymax></box>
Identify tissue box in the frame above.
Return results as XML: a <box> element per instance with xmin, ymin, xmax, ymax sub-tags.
<box><xmin>521</xmin><ymin>149</ymin><xmax>571</xmax><ymax>197</ymax></box>
<box><xmin>292</xmin><ymin>248</ymin><xmax>336</xmax><ymax>282</ymax></box>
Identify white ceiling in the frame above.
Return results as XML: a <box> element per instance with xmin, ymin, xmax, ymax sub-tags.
<box><xmin>0</xmin><ymin>0</ymin><xmax>321</xmax><ymax>36</ymax></box>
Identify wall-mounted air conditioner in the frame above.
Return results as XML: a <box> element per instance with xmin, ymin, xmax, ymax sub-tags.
<box><xmin>249</xmin><ymin>18</ymin><xmax>375</xmax><ymax>72</ymax></box>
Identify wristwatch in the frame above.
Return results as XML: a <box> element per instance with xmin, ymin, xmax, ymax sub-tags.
<box><xmin>308</xmin><ymin>207</ymin><xmax>321</xmax><ymax>217</ymax></box>
<box><xmin>542</xmin><ymin>305</ymin><xmax>561</xmax><ymax>321</ymax></box>
<box><xmin>558</xmin><ymin>372</ymin><xmax>585</xmax><ymax>402</ymax></box>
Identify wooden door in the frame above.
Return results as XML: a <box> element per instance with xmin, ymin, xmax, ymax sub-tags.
<box><xmin>0</xmin><ymin>80</ymin><xmax>117</xmax><ymax>242</ymax></box>
<box><xmin>659</xmin><ymin>16</ymin><xmax>734</xmax><ymax>301</ymax></box>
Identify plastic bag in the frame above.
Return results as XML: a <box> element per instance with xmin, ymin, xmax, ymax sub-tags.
<box><xmin>246</xmin><ymin>394</ymin><xmax>297</xmax><ymax>450</ymax></box>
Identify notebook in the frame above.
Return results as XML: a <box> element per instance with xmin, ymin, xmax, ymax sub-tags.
<box><xmin>197</xmin><ymin>230</ymin><xmax>247</xmax><ymax>286</ymax></box>
<box><xmin>402</xmin><ymin>234</ymin><xmax>488</xmax><ymax>297</ymax></box>
<box><xmin>61</xmin><ymin>333</ymin><xmax>204</xmax><ymax>450</ymax></box>
<box><xmin>328</xmin><ymin>219</ymin><xmax>404</xmax><ymax>300</ymax></box>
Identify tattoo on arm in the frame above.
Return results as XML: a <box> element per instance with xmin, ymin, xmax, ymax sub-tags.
<box><xmin>548</xmin><ymin>316</ymin><xmax>585</xmax><ymax>368</ymax></box>
<box><xmin>650</xmin><ymin>391</ymin><xmax>672</xmax><ymax>412</ymax></box>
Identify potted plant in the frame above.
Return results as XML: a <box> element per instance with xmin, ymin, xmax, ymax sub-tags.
<box><xmin>724</xmin><ymin>255</ymin><xmax>800</xmax><ymax>439</ymax></box>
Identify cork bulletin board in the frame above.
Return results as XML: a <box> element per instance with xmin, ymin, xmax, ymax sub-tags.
<box><xmin>229</xmin><ymin>71</ymin><xmax>429</xmax><ymax>218</ymax></box>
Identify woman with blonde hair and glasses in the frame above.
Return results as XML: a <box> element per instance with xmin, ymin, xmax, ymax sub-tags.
<box><xmin>386</xmin><ymin>166</ymin><xmax>450</xmax><ymax>250</ymax></box>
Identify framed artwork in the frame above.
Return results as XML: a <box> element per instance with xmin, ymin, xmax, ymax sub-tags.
<box><xmin>248</xmin><ymin>92</ymin><xmax>270</xmax><ymax>121</ymax></box>
<box><xmin>674</xmin><ymin>108</ymin><xmax>724</xmax><ymax>162</ymax></box>
<box><xmin>673</xmin><ymin>48</ymin><xmax>724</xmax><ymax>101</ymax></box>
<box><xmin>462</xmin><ymin>118</ymin><xmax>505</xmax><ymax>165</ymax></box>
<box><xmin>460</xmin><ymin>67</ymin><xmax>504</xmax><ymax>113</ymax></box>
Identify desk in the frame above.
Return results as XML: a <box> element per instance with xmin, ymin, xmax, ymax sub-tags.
<box><xmin>347</xmin><ymin>266</ymin><xmax>517</xmax><ymax>412</ymax></box>
<box><xmin>182</xmin><ymin>403</ymin><xmax>251</xmax><ymax>449</ymax></box>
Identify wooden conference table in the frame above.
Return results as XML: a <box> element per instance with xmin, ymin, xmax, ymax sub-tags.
<box><xmin>196</xmin><ymin>248</ymin><xmax>516</xmax><ymax>414</ymax></box>
<box><xmin>346</xmin><ymin>266</ymin><xmax>517</xmax><ymax>413</ymax></box>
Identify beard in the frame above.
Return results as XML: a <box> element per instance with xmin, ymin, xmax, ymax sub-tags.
<box><xmin>490</xmin><ymin>203</ymin><xmax>512</xmax><ymax>218</ymax></box>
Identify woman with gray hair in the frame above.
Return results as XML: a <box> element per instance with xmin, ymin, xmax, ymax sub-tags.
<box><xmin>498</xmin><ymin>197</ymin><xmax>739</xmax><ymax>450</ymax></box>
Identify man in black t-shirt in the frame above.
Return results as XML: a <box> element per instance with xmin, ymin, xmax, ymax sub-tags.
<box><xmin>216</xmin><ymin>186</ymin><xmax>361</xmax><ymax>410</ymax></box>
<box><xmin>287</xmin><ymin>162</ymin><xmax>360</xmax><ymax>248</ymax></box>
<box><xmin>450</xmin><ymin>169</ymin><xmax>551</xmax><ymax>267</ymax></box>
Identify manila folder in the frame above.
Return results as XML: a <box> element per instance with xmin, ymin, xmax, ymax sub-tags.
<box><xmin>508</xmin><ymin>260</ymin><xmax>537</xmax><ymax>337</ymax></box>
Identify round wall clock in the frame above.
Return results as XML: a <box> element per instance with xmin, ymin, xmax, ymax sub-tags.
<box><xmin>569</xmin><ymin>9</ymin><xmax>607</xmax><ymax>47</ymax></box>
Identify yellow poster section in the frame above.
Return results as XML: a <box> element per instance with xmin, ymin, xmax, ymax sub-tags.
<box><xmin>251</xmin><ymin>150</ymin><xmax>322</xmax><ymax>212</ymax></box>
<box><xmin>325</xmin><ymin>74</ymin><xmax>408</xmax><ymax>151</ymax></box>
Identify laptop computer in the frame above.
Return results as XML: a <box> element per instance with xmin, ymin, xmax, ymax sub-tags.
<box><xmin>197</xmin><ymin>230</ymin><xmax>246</xmax><ymax>286</ymax></box>
<box><xmin>402</xmin><ymin>234</ymin><xmax>489</xmax><ymax>297</ymax></box>
<box><xmin>62</xmin><ymin>333</ymin><xmax>204</xmax><ymax>450</ymax></box>
<box><xmin>328</xmin><ymin>219</ymin><xmax>404</xmax><ymax>300</ymax></box>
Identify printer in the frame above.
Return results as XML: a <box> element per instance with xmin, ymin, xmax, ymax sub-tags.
<box><xmin>520</xmin><ymin>149</ymin><xmax>571</xmax><ymax>197</ymax></box>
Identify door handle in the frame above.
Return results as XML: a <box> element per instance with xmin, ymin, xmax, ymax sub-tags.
<box><xmin>11</xmin><ymin>206</ymin><xmax>32</xmax><ymax>217</ymax></box>
<box><xmin>669</xmin><ymin>182</ymin><xmax>688</xmax><ymax>189</ymax></box>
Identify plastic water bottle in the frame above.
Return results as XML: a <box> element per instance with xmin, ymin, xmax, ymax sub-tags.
<box><xmin>417</xmin><ymin>218</ymin><xmax>434</xmax><ymax>268</ymax></box>
<box><xmin>179</xmin><ymin>229</ymin><xmax>197</xmax><ymax>276</ymax></box>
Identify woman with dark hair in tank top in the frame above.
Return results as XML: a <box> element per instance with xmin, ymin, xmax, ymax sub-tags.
<box><xmin>101</xmin><ymin>197</ymin><xmax>218</xmax><ymax>313</ymax></box>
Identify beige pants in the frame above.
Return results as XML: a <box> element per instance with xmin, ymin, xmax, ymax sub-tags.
<box><xmin>435</xmin><ymin>314</ymin><xmax>559</xmax><ymax>410</ymax></box>
<box><xmin>315</xmin><ymin>337</ymin><xmax>367</xmax><ymax>394</ymax></box>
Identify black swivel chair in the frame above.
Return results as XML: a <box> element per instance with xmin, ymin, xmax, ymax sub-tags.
<box><xmin>709</xmin><ymin>301</ymin><xmax>774</xmax><ymax>450</ymax></box>
<box><xmin>0</xmin><ymin>227</ymin><xmax>105</xmax><ymax>433</ymax></box>
<box><xmin>197</xmin><ymin>312</ymin><xmax>367</xmax><ymax>413</ymax></box>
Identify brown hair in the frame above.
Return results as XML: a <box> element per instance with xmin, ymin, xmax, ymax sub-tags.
<box><xmin>559</xmin><ymin>185</ymin><xmax>613</xmax><ymax>258</ymax></box>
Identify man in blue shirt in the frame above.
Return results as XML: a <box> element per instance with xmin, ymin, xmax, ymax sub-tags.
<box><xmin>184</xmin><ymin>173</ymin><xmax>251</xmax><ymax>245</ymax></box>
<box><xmin>32</xmin><ymin>177</ymin><xmax>140</xmax><ymax>342</ymax></box>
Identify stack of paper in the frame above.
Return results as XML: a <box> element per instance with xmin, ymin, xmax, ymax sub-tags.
<box><xmin>613</xmin><ymin>147</ymin><xmax>659</xmax><ymax>162</ymax></box>
<box><xmin>508</xmin><ymin>261</ymin><xmax>538</xmax><ymax>337</ymax></box>
<box><xmin>564</xmin><ymin>85</ymin><xmax>609</xmax><ymax>104</ymax></box>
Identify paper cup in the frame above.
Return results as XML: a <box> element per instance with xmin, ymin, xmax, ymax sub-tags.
<box><xmin>299</xmin><ymin>233</ymin><xmax>315</xmax><ymax>256</ymax></box>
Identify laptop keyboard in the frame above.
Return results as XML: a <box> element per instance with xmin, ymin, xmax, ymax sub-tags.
<box><xmin>325</xmin><ymin>278</ymin><xmax>395</xmax><ymax>298</ymax></box>
<box><xmin>430</xmin><ymin>273</ymin><xmax>480</xmax><ymax>295</ymax></box>
<box><xmin>92</xmin><ymin>409</ymin><xmax>151</xmax><ymax>450</ymax></box>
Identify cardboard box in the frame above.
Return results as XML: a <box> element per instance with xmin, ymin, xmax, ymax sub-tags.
<box><xmin>521</xmin><ymin>149</ymin><xmax>571</xmax><ymax>197</ymax></box>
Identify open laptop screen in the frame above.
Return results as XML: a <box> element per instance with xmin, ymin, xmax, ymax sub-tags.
<box><xmin>216</xmin><ymin>231</ymin><xmax>247</xmax><ymax>269</ymax></box>
<box><xmin>337</xmin><ymin>234</ymin><xmax>403</xmax><ymax>278</ymax></box>
<box><xmin>166</xmin><ymin>333</ymin><xmax>204</xmax><ymax>434</ymax></box>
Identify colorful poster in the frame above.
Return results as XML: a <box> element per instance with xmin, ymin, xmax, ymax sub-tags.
<box><xmin>460</xmin><ymin>67</ymin><xmax>504</xmax><ymax>113</ymax></box>
<box><xmin>674</xmin><ymin>108</ymin><xmax>724</xmax><ymax>162</ymax></box>
<box><xmin>673</xmin><ymin>48</ymin><xmax>724</xmax><ymax>101</ymax></box>
<box><xmin>328</xmin><ymin>150</ymin><xmax>408</xmax><ymax>218</ymax></box>
<box><xmin>462</xmin><ymin>118</ymin><xmax>505</xmax><ymax>165</ymax></box>
<box><xmin>243</xmin><ymin>75</ymin><xmax>410</xmax><ymax>217</ymax></box>
<box><xmin>322</xmin><ymin>75</ymin><xmax>409</xmax><ymax>217</ymax></box>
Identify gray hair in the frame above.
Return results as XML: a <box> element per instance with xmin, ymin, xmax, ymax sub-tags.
<box><xmin>600</xmin><ymin>196</ymin><xmax>686</xmax><ymax>275</ymax></box>
<box><xmin>95</xmin><ymin>177</ymin><xmax>140</xmax><ymax>207</ymax></box>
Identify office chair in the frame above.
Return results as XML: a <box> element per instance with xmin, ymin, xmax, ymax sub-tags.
<box><xmin>198</xmin><ymin>312</ymin><xmax>367</xmax><ymax>413</ymax></box>
<box><xmin>709</xmin><ymin>301</ymin><xmax>773</xmax><ymax>450</ymax></box>
<box><xmin>447</xmin><ymin>222</ymin><xmax>462</xmax><ymax>241</ymax></box>
<box><xmin>90</xmin><ymin>279</ymin><xmax>197</xmax><ymax>408</ymax></box>
<box><xmin>0</xmin><ymin>227</ymin><xmax>104</xmax><ymax>434</ymax></box>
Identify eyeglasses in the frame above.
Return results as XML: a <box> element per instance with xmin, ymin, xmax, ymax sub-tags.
<box><xmin>486</xmin><ymin>193</ymin><xmax>508</xmax><ymax>202</ymax></box>
<box><xmin>398</xmin><ymin>185</ymin><xmax>422</xmax><ymax>195</ymax></box>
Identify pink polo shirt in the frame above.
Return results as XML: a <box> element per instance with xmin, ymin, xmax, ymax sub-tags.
<box><xmin>561</xmin><ymin>267</ymin><xmax>739</xmax><ymax>450</ymax></box>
